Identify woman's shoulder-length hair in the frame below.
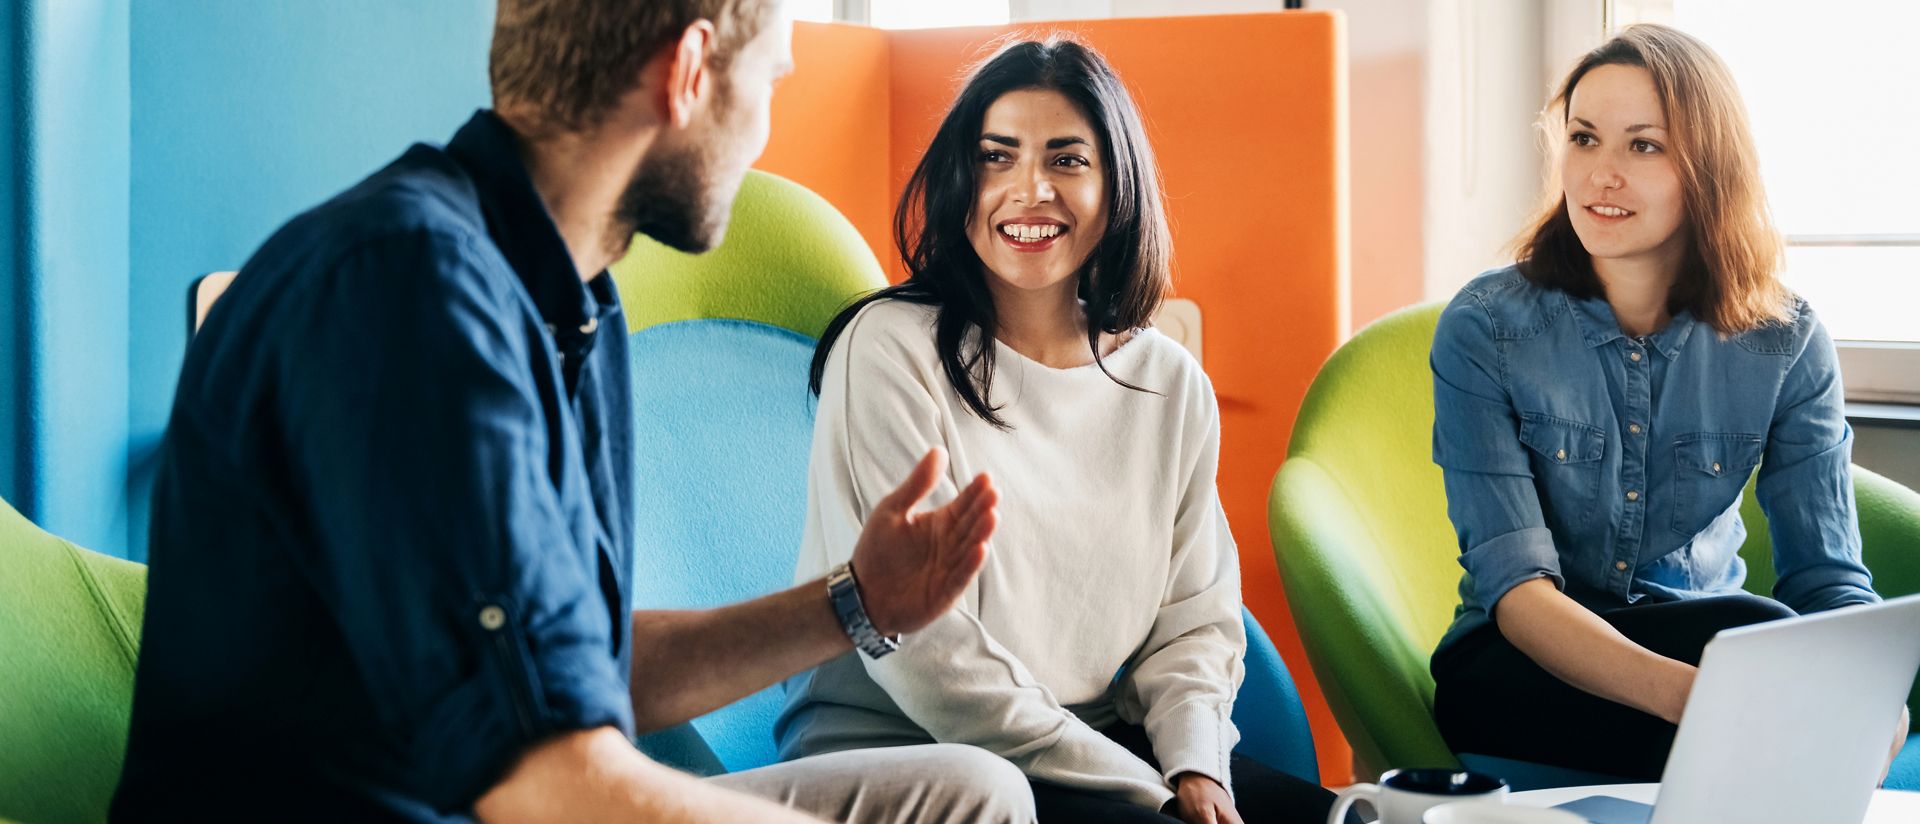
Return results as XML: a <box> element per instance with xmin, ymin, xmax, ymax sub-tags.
<box><xmin>1512</xmin><ymin>23</ymin><xmax>1792</xmax><ymax>336</ymax></box>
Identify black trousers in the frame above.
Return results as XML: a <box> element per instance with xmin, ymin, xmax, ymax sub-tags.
<box><xmin>1028</xmin><ymin>722</ymin><xmax>1342</xmax><ymax>823</ymax></box>
<box><xmin>1431</xmin><ymin>592</ymin><xmax>1796</xmax><ymax>780</ymax></box>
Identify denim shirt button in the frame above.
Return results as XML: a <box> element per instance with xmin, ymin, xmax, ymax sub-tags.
<box><xmin>1629</xmin><ymin>351</ymin><xmax>1643</xmax><ymax>362</ymax></box>
<box><xmin>1555</xmin><ymin>448</ymin><xmax>1566</xmax><ymax>462</ymax></box>
<box><xmin>1615</xmin><ymin>560</ymin><xmax>1629</xmax><ymax>571</ymax></box>
<box><xmin>1629</xmin><ymin>423</ymin><xmax>1642</xmax><ymax>434</ymax></box>
<box><xmin>1626</xmin><ymin>490</ymin><xmax>1640</xmax><ymax>502</ymax></box>
<box><xmin>478</xmin><ymin>605</ymin><xmax>507</xmax><ymax>631</ymax></box>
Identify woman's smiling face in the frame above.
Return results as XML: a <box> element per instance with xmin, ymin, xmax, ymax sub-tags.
<box><xmin>1561</xmin><ymin>63</ymin><xmax>1689</xmax><ymax>273</ymax></box>
<box><xmin>966</xmin><ymin>88</ymin><xmax>1110</xmax><ymax>296</ymax></box>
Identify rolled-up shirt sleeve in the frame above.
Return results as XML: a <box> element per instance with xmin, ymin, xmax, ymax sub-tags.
<box><xmin>1755</xmin><ymin>303</ymin><xmax>1878</xmax><ymax>613</ymax></box>
<box><xmin>1430</xmin><ymin>292</ymin><xmax>1563</xmax><ymax>612</ymax></box>
<box><xmin>275</xmin><ymin>231</ymin><xmax>632</xmax><ymax>811</ymax></box>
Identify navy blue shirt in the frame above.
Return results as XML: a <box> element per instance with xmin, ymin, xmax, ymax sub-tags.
<box><xmin>1431</xmin><ymin>266</ymin><xmax>1877</xmax><ymax>654</ymax></box>
<box><xmin>115</xmin><ymin>111</ymin><xmax>637</xmax><ymax>820</ymax></box>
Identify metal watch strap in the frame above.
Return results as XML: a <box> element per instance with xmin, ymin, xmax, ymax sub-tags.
<box><xmin>827</xmin><ymin>562</ymin><xmax>900</xmax><ymax>659</ymax></box>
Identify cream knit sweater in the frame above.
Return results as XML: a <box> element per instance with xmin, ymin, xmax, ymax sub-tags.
<box><xmin>776</xmin><ymin>299</ymin><xmax>1245</xmax><ymax>810</ymax></box>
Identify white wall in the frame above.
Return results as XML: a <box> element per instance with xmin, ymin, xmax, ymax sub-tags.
<box><xmin>1314</xmin><ymin>0</ymin><xmax>1430</xmax><ymax>328</ymax></box>
<box><xmin>1424</xmin><ymin>0</ymin><xmax>1602</xmax><ymax>300</ymax></box>
<box><xmin>1422</xmin><ymin>0</ymin><xmax>1530</xmax><ymax>298</ymax></box>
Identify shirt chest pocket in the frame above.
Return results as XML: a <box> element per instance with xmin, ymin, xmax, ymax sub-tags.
<box><xmin>1671</xmin><ymin>433</ymin><xmax>1764</xmax><ymax>538</ymax></box>
<box><xmin>1518</xmin><ymin>413</ymin><xmax>1606</xmax><ymax>536</ymax></box>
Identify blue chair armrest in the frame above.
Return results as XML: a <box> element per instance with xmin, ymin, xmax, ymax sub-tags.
<box><xmin>1232</xmin><ymin>607</ymin><xmax>1321</xmax><ymax>783</ymax></box>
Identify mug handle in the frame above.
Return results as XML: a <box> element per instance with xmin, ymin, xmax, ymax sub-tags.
<box><xmin>1328</xmin><ymin>782</ymin><xmax>1379</xmax><ymax>824</ymax></box>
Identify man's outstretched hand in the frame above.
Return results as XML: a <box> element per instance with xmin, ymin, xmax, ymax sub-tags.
<box><xmin>848</xmin><ymin>448</ymin><xmax>998</xmax><ymax>636</ymax></box>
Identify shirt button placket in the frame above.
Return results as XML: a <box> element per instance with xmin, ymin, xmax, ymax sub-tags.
<box><xmin>1615</xmin><ymin>340</ymin><xmax>1651</xmax><ymax>595</ymax></box>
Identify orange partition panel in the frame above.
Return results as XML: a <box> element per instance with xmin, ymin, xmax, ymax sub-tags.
<box><xmin>758</xmin><ymin>14</ymin><xmax>1354</xmax><ymax>783</ymax></box>
<box><xmin>757</xmin><ymin>23</ymin><xmax>895</xmax><ymax>259</ymax></box>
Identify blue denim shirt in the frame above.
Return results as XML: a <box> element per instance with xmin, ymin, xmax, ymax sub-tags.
<box><xmin>115</xmin><ymin>111</ymin><xmax>636</xmax><ymax>820</ymax></box>
<box><xmin>1431</xmin><ymin>266</ymin><xmax>1878</xmax><ymax>654</ymax></box>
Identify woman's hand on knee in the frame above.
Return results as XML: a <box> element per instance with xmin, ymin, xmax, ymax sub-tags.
<box><xmin>1165</xmin><ymin>772</ymin><xmax>1241</xmax><ymax>824</ymax></box>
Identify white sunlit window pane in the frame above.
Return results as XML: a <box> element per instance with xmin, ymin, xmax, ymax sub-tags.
<box><xmin>791</xmin><ymin>0</ymin><xmax>834</xmax><ymax>23</ymax></box>
<box><xmin>1666</xmin><ymin>1</ymin><xmax>1920</xmax><ymax>343</ymax></box>
<box><xmin>1781</xmin><ymin>246</ymin><xmax>1920</xmax><ymax>344</ymax></box>
<box><xmin>870</xmin><ymin>0</ymin><xmax>1010</xmax><ymax>29</ymax></box>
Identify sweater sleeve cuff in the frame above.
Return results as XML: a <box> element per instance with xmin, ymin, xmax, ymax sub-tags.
<box><xmin>1147</xmin><ymin>700</ymin><xmax>1238</xmax><ymax>799</ymax></box>
<box><xmin>1030</xmin><ymin>724</ymin><xmax>1177</xmax><ymax>810</ymax></box>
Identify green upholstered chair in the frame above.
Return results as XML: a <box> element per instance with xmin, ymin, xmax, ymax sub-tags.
<box><xmin>1268</xmin><ymin>301</ymin><xmax>1920</xmax><ymax>788</ymax></box>
<box><xmin>0</xmin><ymin>497</ymin><xmax>146</xmax><ymax>824</ymax></box>
<box><xmin>611</xmin><ymin>170</ymin><xmax>889</xmax><ymax>341</ymax></box>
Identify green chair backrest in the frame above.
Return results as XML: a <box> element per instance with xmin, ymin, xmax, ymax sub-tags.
<box><xmin>0</xmin><ymin>497</ymin><xmax>147</xmax><ymax>824</ymax></box>
<box><xmin>1738</xmin><ymin>466</ymin><xmax>1920</xmax><ymax>714</ymax></box>
<box><xmin>1271</xmin><ymin>301</ymin><xmax>1920</xmax><ymax>774</ymax></box>
<box><xmin>1269</xmin><ymin>303</ymin><xmax>1461</xmax><ymax>773</ymax></box>
<box><xmin>611</xmin><ymin>169</ymin><xmax>887</xmax><ymax>339</ymax></box>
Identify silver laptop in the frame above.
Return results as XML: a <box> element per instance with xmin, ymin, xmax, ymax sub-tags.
<box><xmin>1639</xmin><ymin>592</ymin><xmax>1920</xmax><ymax>824</ymax></box>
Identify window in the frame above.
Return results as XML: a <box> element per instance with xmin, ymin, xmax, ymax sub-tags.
<box><xmin>791</xmin><ymin>0</ymin><xmax>834</xmax><ymax>23</ymax></box>
<box><xmin>868</xmin><ymin>0</ymin><xmax>1010</xmax><ymax>29</ymax></box>
<box><xmin>1615</xmin><ymin>1</ymin><xmax>1920</xmax><ymax>401</ymax></box>
<box><xmin>811</xmin><ymin>0</ymin><xmax>1012</xmax><ymax>29</ymax></box>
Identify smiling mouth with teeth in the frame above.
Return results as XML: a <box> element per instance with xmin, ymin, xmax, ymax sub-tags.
<box><xmin>999</xmin><ymin>223</ymin><xmax>1066</xmax><ymax>243</ymax></box>
<box><xmin>1587</xmin><ymin>205</ymin><xmax>1634</xmax><ymax>218</ymax></box>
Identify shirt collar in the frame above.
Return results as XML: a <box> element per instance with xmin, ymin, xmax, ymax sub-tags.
<box><xmin>443</xmin><ymin>109</ymin><xmax>610</xmax><ymax>339</ymax></box>
<box><xmin>1562</xmin><ymin>289</ymin><xmax>1696</xmax><ymax>359</ymax></box>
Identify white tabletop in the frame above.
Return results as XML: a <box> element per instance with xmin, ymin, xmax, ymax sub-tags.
<box><xmin>1509</xmin><ymin>783</ymin><xmax>1920</xmax><ymax>823</ymax></box>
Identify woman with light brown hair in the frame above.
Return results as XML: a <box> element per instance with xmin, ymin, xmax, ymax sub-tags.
<box><xmin>1426</xmin><ymin>23</ymin><xmax>1906</xmax><ymax>780</ymax></box>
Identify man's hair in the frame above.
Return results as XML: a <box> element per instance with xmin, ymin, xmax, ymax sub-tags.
<box><xmin>1512</xmin><ymin>23</ymin><xmax>1790</xmax><ymax>335</ymax></box>
<box><xmin>490</xmin><ymin>0</ymin><xmax>777</xmax><ymax>131</ymax></box>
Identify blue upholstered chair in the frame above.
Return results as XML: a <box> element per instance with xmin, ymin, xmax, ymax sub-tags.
<box><xmin>612</xmin><ymin>170</ymin><xmax>1320</xmax><ymax>783</ymax></box>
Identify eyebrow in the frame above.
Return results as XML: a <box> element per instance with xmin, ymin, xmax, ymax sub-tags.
<box><xmin>980</xmin><ymin>134</ymin><xmax>1092</xmax><ymax>149</ymax></box>
<box><xmin>1570</xmin><ymin>117</ymin><xmax>1666</xmax><ymax>133</ymax></box>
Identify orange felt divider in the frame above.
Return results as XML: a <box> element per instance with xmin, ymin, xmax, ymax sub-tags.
<box><xmin>755</xmin><ymin>14</ymin><xmax>1354</xmax><ymax>784</ymax></box>
<box><xmin>758</xmin><ymin>23</ymin><xmax>895</xmax><ymax>259</ymax></box>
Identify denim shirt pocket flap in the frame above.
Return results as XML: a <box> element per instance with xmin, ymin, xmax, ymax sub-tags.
<box><xmin>1518</xmin><ymin>413</ymin><xmax>1605</xmax><ymax>465</ymax></box>
<box><xmin>1674</xmin><ymin>433</ymin><xmax>1764</xmax><ymax>477</ymax></box>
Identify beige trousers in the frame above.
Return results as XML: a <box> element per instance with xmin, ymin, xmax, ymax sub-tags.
<box><xmin>707</xmin><ymin>743</ymin><xmax>1036</xmax><ymax>824</ymax></box>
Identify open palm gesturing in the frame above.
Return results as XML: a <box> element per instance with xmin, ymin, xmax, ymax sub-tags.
<box><xmin>848</xmin><ymin>448</ymin><xmax>999</xmax><ymax>636</ymax></box>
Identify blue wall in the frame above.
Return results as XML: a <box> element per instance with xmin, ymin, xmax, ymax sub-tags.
<box><xmin>121</xmin><ymin>2</ymin><xmax>494</xmax><ymax>559</ymax></box>
<box><xmin>3</xmin><ymin>1</ymin><xmax>494</xmax><ymax>557</ymax></box>
<box><xmin>1</xmin><ymin>0</ymin><xmax>131</xmax><ymax>553</ymax></box>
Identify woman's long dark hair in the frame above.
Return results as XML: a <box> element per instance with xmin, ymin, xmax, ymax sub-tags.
<box><xmin>807</xmin><ymin>36</ymin><xmax>1172</xmax><ymax>428</ymax></box>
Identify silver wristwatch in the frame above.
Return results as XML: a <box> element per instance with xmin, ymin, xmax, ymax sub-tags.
<box><xmin>827</xmin><ymin>562</ymin><xmax>900</xmax><ymax>659</ymax></box>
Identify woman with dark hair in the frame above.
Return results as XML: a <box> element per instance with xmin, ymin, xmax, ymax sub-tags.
<box><xmin>1430</xmin><ymin>24</ymin><xmax>1907</xmax><ymax>781</ymax></box>
<box><xmin>775</xmin><ymin>38</ymin><xmax>1336</xmax><ymax>824</ymax></box>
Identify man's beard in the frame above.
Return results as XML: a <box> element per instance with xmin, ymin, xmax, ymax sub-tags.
<box><xmin>613</xmin><ymin>139</ymin><xmax>732</xmax><ymax>255</ymax></box>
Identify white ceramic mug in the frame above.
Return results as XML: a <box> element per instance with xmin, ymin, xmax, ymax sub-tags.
<box><xmin>1327</xmin><ymin>768</ymin><xmax>1509</xmax><ymax>824</ymax></box>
